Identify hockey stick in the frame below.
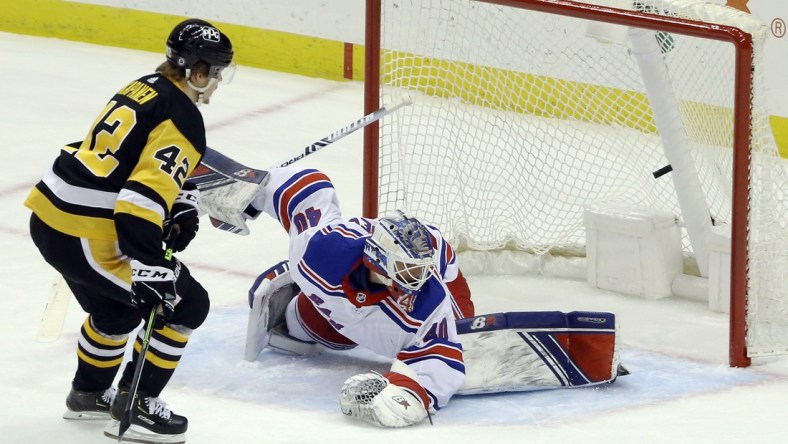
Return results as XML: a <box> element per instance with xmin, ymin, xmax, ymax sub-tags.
<box><xmin>269</xmin><ymin>94</ymin><xmax>413</xmax><ymax>168</ymax></box>
<box><xmin>117</xmin><ymin>235</ymin><xmax>178</xmax><ymax>442</ymax></box>
<box><xmin>36</xmin><ymin>275</ymin><xmax>71</xmax><ymax>342</ymax></box>
<box><xmin>116</xmin><ymin>304</ymin><xmax>156</xmax><ymax>441</ymax></box>
<box><xmin>191</xmin><ymin>95</ymin><xmax>413</xmax><ymax>235</ymax></box>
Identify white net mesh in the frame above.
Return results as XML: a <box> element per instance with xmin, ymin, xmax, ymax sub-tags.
<box><xmin>372</xmin><ymin>0</ymin><xmax>788</xmax><ymax>357</ymax></box>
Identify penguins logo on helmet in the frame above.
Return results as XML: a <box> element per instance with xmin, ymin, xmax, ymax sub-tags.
<box><xmin>201</xmin><ymin>27</ymin><xmax>221</xmax><ymax>42</ymax></box>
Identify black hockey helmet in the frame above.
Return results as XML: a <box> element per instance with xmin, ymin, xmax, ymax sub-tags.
<box><xmin>166</xmin><ymin>19</ymin><xmax>234</xmax><ymax>78</ymax></box>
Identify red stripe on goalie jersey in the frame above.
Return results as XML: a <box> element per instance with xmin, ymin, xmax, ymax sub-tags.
<box><xmin>383</xmin><ymin>371</ymin><xmax>431</xmax><ymax>410</ymax></box>
<box><xmin>446</xmin><ymin>270</ymin><xmax>474</xmax><ymax>318</ymax></box>
<box><xmin>273</xmin><ymin>170</ymin><xmax>333</xmax><ymax>233</ymax></box>
<box><xmin>379</xmin><ymin>296</ymin><xmax>423</xmax><ymax>331</ymax></box>
<box><xmin>430</xmin><ymin>230</ymin><xmax>474</xmax><ymax>318</ymax></box>
<box><xmin>397</xmin><ymin>343</ymin><xmax>464</xmax><ymax>365</ymax></box>
<box><xmin>554</xmin><ymin>333</ymin><xmax>616</xmax><ymax>382</ymax></box>
<box><xmin>294</xmin><ymin>292</ymin><xmax>356</xmax><ymax>350</ymax></box>
<box><xmin>429</xmin><ymin>225</ymin><xmax>454</xmax><ymax>272</ymax></box>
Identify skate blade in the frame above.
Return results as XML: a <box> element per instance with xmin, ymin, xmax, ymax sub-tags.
<box><xmin>62</xmin><ymin>409</ymin><xmax>110</xmax><ymax>420</ymax></box>
<box><xmin>104</xmin><ymin>419</ymin><xmax>186</xmax><ymax>444</ymax></box>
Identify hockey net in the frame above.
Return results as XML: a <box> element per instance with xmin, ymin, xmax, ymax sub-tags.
<box><xmin>363</xmin><ymin>0</ymin><xmax>788</xmax><ymax>366</ymax></box>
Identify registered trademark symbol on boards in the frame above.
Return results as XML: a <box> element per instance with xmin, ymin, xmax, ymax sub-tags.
<box><xmin>772</xmin><ymin>18</ymin><xmax>786</xmax><ymax>38</ymax></box>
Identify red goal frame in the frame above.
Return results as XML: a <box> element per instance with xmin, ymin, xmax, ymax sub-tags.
<box><xmin>363</xmin><ymin>0</ymin><xmax>755</xmax><ymax>367</ymax></box>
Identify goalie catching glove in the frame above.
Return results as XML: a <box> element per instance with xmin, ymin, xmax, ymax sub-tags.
<box><xmin>340</xmin><ymin>369</ymin><xmax>431</xmax><ymax>428</ymax></box>
<box><xmin>163</xmin><ymin>181</ymin><xmax>200</xmax><ymax>252</ymax></box>
<box><xmin>130</xmin><ymin>258</ymin><xmax>183</xmax><ymax>317</ymax></box>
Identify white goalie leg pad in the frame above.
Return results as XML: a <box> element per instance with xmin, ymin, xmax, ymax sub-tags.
<box><xmin>340</xmin><ymin>372</ymin><xmax>428</xmax><ymax>428</ymax></box>
<box><xmin>457</xmin><ymin>311</ymin><xmax>622</xmax><ymax>394</ymax></box>
<box><xmin>245</xmin><ymin>261</ymin><xmax>318</xmax><ymax>361</ymax></box>
<box><xmin>267</xmin><ymin>298</ymin><xmax>320</xmax><ymax>356</ymax></box>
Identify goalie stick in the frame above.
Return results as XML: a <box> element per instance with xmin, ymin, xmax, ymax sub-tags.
<box><xmin>190</xmin><ymin>95</ymin><xmax>413</xmax><ymax>235</ymax></box>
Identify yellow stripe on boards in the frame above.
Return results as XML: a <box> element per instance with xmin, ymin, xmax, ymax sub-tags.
<box><xmin>0</xmin><ymin>0</ymin><xmax>354</xmax><ymax>81</ymax></box>
<box><xmin>1</xmin><ymin>1</ymin><xmax>786</xmax><ymax>154</ymax></box>
<box><xmin>383</xmin><ymin>50</ymin><xmax>788</xmax><ymax>154</ymax></box>
<box><xmin>771</xmin><ymin>115</ymin><xmax>788</xmax><ymax>159</ymax></box>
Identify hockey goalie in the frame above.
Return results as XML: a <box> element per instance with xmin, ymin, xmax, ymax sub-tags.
<box><xmin>243</xmin><ymin>166</ymin><xmax>625</xmax><ymax>428</ymax></box>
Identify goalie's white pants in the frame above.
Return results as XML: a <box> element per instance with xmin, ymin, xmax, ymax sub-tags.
<box><xmin>284</xmin><ymin>296</ymin><xmax>315</xmax><ymax>343</ymax></box>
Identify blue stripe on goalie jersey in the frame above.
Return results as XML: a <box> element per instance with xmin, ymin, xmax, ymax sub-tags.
<box><xmin>447</xmin><ymin>296</ymin><xmax>463</xmax><ymax>320</ymax></box>
<box><xmin>377</xmin><ymin>277</ymin><xmax>448</xmax><ymax>332</ymax></box>
<box><xmin>423</xmin><ymin>224</ymin><xmax>454</xmax><ymax>276</ymax></box>
<box><xmin>296</xmin><ymin>260</ymin><xmax>345</xmax><ymax>297</ymax></box>
<box><xmin>323</xmin><ymin>223</ymin><xmax>367</xmax><ymax>240</ymax></box>
<box><xmin>271</xmin><ymin>168</ymin><xmax>332</xmax><ymax>226</ymax></box>
<box><xmin>435</xmin><ymin>235</ymin><xmax>450</xmax><ymax>274</ymax></box>
<box><xmin>347</xmin><ymin>216</ymin><xmax>375</xmax><ymax>234</ymax></box>
<box><xmin>517</xmin><ymin>331</ymin><xmax>593</xmax><ymax>386</ymax></box>
<box><xmin>284</xmin><ymin>181</ymin><xmax>334</xmax><ymax>228</ymax></box>
<box><xmin>377</xmin><ymin>299</ymin><xmax>420</xmax><ymax>334</ymax></box>
<box><xmin>398</xmin><ymin>339</ymin><xmax>466</xmax><ymax>374</ymax></box>
<box><xmin>297</xmin><ymin>229</ymin><xmax>367</xmax><ymax>296</ymax></box>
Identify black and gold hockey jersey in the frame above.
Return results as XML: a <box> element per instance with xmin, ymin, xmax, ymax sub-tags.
<box><xmin>25</xmin><ymin>73</ymin><xmax>205</xmax><ymax>263</ymax></box>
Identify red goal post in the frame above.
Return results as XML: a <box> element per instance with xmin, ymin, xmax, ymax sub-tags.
<box><xmin>363</xmin><ymin>0</ymin><xmax>782</xmax><ymax>367</ymax></box>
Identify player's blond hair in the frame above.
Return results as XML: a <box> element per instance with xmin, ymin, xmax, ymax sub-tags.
<box><xmin>156</xmin><ymin>61</ymin><xmax>209</xmax><ymax>81</ymax></box>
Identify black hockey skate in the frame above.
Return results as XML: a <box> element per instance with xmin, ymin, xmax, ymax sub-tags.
<box><xmin>63</xmin><ymin>386</ymin><xmax>116</xmax><ymax>420</ymax></box>
<box><xmin>104</xmin><ymin>388</ymin><xmax>187</xmax><ymax>444</ymax></box>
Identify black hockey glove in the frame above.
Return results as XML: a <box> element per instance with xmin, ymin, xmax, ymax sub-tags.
<box><xmin>164</xmin><ymin>181</ymin><xmax>200</xmax><ymax>252</ymax></box>
<box><xmin>130</xmin><ymin>258</ymin><xmax>181</xmax><ymax>317</ymax></box>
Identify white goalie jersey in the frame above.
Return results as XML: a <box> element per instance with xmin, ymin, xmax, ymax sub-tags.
<box><xmin>248</xmin><ymin>167</ymin><xmax>468</xmax><ymax>410</ymax></box>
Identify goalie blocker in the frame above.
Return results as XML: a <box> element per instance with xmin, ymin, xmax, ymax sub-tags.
<box><xmin>245</xmin><ymin>263</ymin><xmax>625</xmax><ymax>395</ymax></box>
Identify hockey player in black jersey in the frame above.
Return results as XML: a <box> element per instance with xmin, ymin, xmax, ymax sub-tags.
<box><xmin>25</xmin><ymin>18</ymin><xmax>234</xmax><ymax>444</ymax></box>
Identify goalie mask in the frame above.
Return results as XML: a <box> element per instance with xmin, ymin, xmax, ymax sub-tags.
<box><xmin>363</xmin><ymin>211</ymin><xmax>436</xmax><ymax>295</ymax></box>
